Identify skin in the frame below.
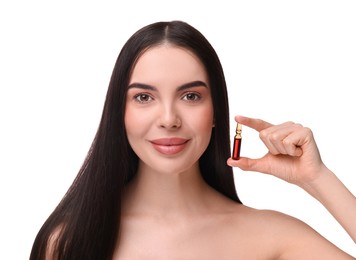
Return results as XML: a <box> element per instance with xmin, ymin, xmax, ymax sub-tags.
<box><xmin>111</xmin><ymin>45</ymin><xmax>356</xmax><ymax>259</ymax></box>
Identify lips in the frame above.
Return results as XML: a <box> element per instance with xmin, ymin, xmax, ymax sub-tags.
<box><xmin>150</xmin><ymin>138</ymin><xmax>189</xmax><ymax>155</ymax></box>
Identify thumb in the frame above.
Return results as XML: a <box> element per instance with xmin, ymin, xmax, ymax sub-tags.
<box><xmin>227</xmin><ymin>156</ymin><xmax>270</xmax><ymax>173</ymax></box>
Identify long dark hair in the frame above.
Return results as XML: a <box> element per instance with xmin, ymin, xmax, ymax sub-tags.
<box><xmin>30</xmin><ymin>20</ymin><xmax>241</xmax><ymax>260</ymax></box>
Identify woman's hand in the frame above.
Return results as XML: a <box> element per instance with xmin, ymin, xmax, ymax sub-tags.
<box><xmin>227</xmin><ymin>115</ymin><xmax>326</xmax><ymax>186</ymax></box>
<box><xmin>228</xmin><ymin>115</ymin><xmax>356</xmax><ymax>245</ymax></box>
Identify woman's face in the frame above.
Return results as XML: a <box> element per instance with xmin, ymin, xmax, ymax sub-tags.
<box><xmin>125</xmin><ymin>45</ymin><xmax>214</xmax><ymax>175</ymax></box>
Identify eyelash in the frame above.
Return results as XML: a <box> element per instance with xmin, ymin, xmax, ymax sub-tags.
<box><xmin>182</xmin><ymin>92</ymin><xmax>201</xmax><ymax>102</ymax></box>
<box><xmin>132</xmin><ymin>92</ymin><xmax>202</xmax><ymax>104</ymax></box>
<box><xmin>133</xmin><ymin>93</ymin><xmax>153</xmax><ymax>103</ymax></box>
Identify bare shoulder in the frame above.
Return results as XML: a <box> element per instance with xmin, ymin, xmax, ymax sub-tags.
<box><xmin>223</xmin><ymin>203</ymin><xmax>354</xmax><ymax>259</ymax></box>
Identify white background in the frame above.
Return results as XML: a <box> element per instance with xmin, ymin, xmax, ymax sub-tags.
<box><xmin>0</xmin><ymin>1</ymin><xmax>355</xmax><ymax>259</ymax></box>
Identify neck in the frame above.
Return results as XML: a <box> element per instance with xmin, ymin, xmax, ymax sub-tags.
<box><xmin>122</xmin><ymin>161</ymin><xmax>216</xmax><ymax>217</ymax></box>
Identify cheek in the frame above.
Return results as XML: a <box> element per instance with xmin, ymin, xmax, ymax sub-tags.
<box><xmin>124</xmin><ymin>106</ymin><xmax>135</xmax><ymax>135</ymax></box>
<box><xmin>196</xmin><ymin>104</ymin><xmax>214</xmax><ymax>125</ymax></box>
<box><xmin>186</xmin><ymin>105</ymin><xmax>214</xmax><ymax>134</ymax></box>
<box><xmin>124</xmin><ymin>105</ymin><xmax>146</xmax><ymax>139</ymax></box>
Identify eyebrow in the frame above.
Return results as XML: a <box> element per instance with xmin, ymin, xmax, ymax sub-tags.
<box><xmin>127</xmin><ymin>80</ymin><xmax>208</xmax><ymax>91</ymax></box>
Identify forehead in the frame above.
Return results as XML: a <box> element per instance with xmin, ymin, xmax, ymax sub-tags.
<box><xmin>129</xmin><ymin>44</ymin><xmax>208</xmax><ymax>84</ymax></box>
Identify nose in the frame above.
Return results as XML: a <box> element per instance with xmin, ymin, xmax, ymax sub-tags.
<box><xmin>157</xmin><ymin>104</ymin><xmax>181</xmax><ymax>129</ymax></box>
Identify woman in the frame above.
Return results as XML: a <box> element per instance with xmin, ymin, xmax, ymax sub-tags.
<box><xmin>30</xmin><ymin>20</ymin><xmax>356</xmax><ymax>259</ymax></box>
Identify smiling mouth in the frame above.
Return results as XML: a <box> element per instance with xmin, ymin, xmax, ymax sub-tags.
<box><xmin>150</xmin><ymin>138</ymin><xmax>189</xmax><ymax>155</ymax></box>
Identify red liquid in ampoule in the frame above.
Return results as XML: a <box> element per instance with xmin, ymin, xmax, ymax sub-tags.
<box><xmin>232</xmin><ymin>138</ymin><xmax>241</xmax><ymax>160</ymax></box>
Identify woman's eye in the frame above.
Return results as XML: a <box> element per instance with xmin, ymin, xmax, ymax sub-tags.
<box><xmin>182</xmin><ymin>92</ymin><xmax>201</xmax><ymax>102</ymax></box>
<box><xmin>134</xmin><ymin>93</ymin><xmax>153</xmax><ymax>103</ymax></box>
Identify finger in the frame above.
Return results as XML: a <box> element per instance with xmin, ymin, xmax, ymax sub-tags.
<box><xmin>259</xmin><ymin>122</ymin><xmax>300</xmax><ymax>156</ymax></box>
<box><xmin>227</xmin><ymin>156</ymin><xmax>270</xmax><ymax>173</ymax></box>
<box><xmin>282</xmin><ymin>134</ymin><xmax>303</xmax><ymax>157</ymax></box>
<box><xmin>235</xmin><ymin>115</ymin><xmax>273</xmax><ymax>132</ymax></box>
<box><xmin>282</xmin><ymin>127</ymin><xmax>314</xmax><ymax>157</ymax></box>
